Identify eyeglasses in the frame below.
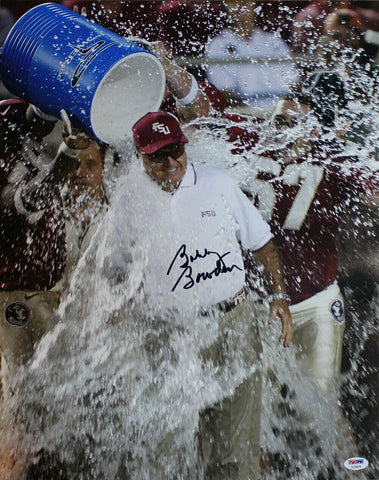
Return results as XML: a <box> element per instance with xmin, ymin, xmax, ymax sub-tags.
<box><xmin>144</xmin><ymin>144</ymin><xmax>185</xmax><ymax>163</ymax></box>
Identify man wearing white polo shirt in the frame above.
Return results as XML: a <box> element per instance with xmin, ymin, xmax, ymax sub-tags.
<box><xmin>130</xmin><ymin>111</ymin><xmax>292</xmax><ymax>480</ymax></box>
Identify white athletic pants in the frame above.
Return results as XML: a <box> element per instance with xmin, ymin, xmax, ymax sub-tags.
<box><xmin>290</xmin><ymin>281</ymin><xmax>345</xmax><ymax>390</ymax></box>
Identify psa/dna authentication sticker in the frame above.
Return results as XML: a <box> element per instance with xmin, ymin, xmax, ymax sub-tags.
<box><xmin>4</xmin><ymin>302</ymin><xmax>31</xmax><ymax>327</ymax></box>
<box><xmin>344</xmin><ymin>457</ymin><xmax>369</xmax><ymax>471</ymax></box>
<box><xmin>329</xmin><ymin>299</ymin><xmax>345</xmax><ymax>323</ymax></box>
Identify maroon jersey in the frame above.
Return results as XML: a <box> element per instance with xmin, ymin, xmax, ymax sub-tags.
<box><xmin>196</xmin><ymin>114</ymin><xmax>378</xmax><ymax>303</ymax></box>
<box><xmin>247</xmin><ymin>140</ymin><xmax>378</xmax><ymax>304</ymax></box>
<box><xmin>0</xmin><ymin>99</ymin><xmax>66</xmax><ymax>291</ymax></box>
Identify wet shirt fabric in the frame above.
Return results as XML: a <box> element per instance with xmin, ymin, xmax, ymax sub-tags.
<box><xmin>247</xmin><ymin>140</ymin><xmax>378</xmax><ymax>304</ymax></box>
<box><xmin>105</xmin><ymin>161</ymin><xmax>272</xmax><ymax>312</ymax></box>
<box><xmin>0</xmin><ymin>99</ymin><xmax>66</xmax><ymax>291</ymax></box>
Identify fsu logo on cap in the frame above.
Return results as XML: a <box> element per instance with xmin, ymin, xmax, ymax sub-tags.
<box><xmin>4</xmin><ymin>302</ymin><xmax>31</xmax><ymax>328</ymax></box>
<box><xmin>152</xmin><ymin>122</ymin><xmax>170</xmax><ymax>135</ymax></box>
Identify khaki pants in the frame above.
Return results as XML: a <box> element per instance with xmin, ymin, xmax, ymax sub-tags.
<box><xmin>199</xmin><ymin>298</ymin><xmax>262</xmax><ymax>480</ymax></box>
<box><xmin>0</xmin><ymin>290</ymin><xmax>60</xmax><ymax>480</ymax></box>
<box><xmin>0</xmin><ymin>290</ymin><xmax>60</xmax><ymax>395</ymax></box>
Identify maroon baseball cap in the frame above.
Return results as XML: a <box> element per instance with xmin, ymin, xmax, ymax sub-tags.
<box><xmin>132</xmin><ymin>112</ymin><xmax>188</xmax><ymax>154</ymax></box>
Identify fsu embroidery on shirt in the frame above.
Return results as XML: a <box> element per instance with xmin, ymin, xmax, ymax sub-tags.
<box><xmin>201</xmin><ymin>210</ymin><xmax>216</xmax><ymax>218</ymax></box>
<box><xmin>4</xmin><ymin>301</ymin><xmax>31</xmax><ymax>328</ymax></box>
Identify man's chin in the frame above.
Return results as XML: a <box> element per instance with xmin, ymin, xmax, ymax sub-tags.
<box><xmin>161</xmin><ymin>179</ymin><xmax>179</xmax><ymax>193</ymax></box>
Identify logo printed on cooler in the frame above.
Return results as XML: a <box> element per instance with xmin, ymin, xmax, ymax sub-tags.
<box><xmin>70</xmin><ymin>41</ymin><xmax>117</xmax><ymax>87</ymax></box>
<box><xmin>152</xmin><ymin>122</ymin><xmax>170</xmax><ymax>135</ymax></box>
<box><xmin>329</xmin><ymin>298</ymin><xmax>345</xmax><ymax>323</ymax></box>
<box><xmin>344</xmin><ymin>457</ymin><xmax>369</xmax><ymax>471</ymax></box>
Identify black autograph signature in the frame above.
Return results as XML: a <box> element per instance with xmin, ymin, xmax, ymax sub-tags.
<box><xmin>167</xmin><ymin>244</ymin><xmax>242</xmax><ymax>292</ymax></box>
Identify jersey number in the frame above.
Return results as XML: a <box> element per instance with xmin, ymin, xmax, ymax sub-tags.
<box><xmin>244</xmin><ymin>157</ymin><xmax>324</xmax><ymax>230</ymax></box>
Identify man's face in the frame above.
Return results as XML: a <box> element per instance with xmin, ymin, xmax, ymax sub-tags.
<box><xmin>68</xmin><ymin>141</ymin><xmax>103</xmax><ymax>194</ymax></box>
<box><xmin>141</xmin><ymin>143</ymin><xmax>187</xmax><ymax>192</ymax></box>
<box><xmin>270</xmin><ymin>98</ymin><xmax>310</xmax><ymax>129</ymax></box>
<box><xmin>324</xmin><ymin>10</ymin><xmax>364</xmax><ymax>50</ymax></box>
<box><xmin>270</xmin><ymin>98</ymin><xmax>317</xmax><ymax>164</ymax></box>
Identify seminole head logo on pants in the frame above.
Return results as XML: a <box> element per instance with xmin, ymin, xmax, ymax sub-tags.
<box><xmin>4</xmin><ymin>302</ymin><xmax>31</xmax><ymax>328</ymax></box>
<box><xmin>329</xmin><ymin>299</ymin><xmax>345</xmax><ymax>323</ymax></box>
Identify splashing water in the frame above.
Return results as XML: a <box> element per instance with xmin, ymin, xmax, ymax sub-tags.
<box><xmin>2</xmin><ymin>106</ymin><xmax>377</xmax><ymax>480</ymax></box>
<box><xmin>184</xmin><ymin>118</ymin><xmax>378</xmax><ymax>480</ymax></box>
<box><xmin>3</xmin><ymin>157</ymin><xmax>257</xmax><ymax>480</ymax></box>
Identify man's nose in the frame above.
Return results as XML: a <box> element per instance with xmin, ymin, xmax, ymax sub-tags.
<box><xmin>163</xmin><ymin>155</ymin><xmax>177</xmax><ymax>165</ymax></box>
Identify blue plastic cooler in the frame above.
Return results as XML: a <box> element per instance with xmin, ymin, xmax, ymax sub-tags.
<box><xmin>0</xmin><ymin>2</ymin><xmax>165</xmax><ymax>145</ymax></box>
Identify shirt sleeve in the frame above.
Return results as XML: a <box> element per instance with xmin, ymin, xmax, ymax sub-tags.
<box><xmin>0</xmin><ymin>100</ymin><xmax>29</xmax><ymax>186</ymax></box>
<box><xmin>223</xmin><ymin>171</ymin><xmax>273</xmax><ymax>251</ymax></box>
<box><xmin>0</xmin><ymin>99</ymin><xmax>28</xmax><ymax>151</ymax></box>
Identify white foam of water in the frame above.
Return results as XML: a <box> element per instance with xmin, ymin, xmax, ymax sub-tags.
<box><xmin>3</xmin><ymin>109</ymin><xmax>377</xmax><ymax>479</ymax></box>
<box><xmin>91</xmin><ymin>53</ymin><xmax>165</xmax><ymax>146</ymax></box>
<box><xmin>6</xmin><ymin>157</ymin><xmax>256</xmax><ymax>478</ymax></box>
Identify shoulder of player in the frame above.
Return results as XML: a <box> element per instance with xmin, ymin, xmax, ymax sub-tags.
<box><xmin>309</xmin><ymin>150</ymin><xmax>377</xmax><ymax>190</ymax></box>
<box><xmin>223</xmin><ymin>113</ymin><xmax>262</xmax><ymax>149</ymax></box>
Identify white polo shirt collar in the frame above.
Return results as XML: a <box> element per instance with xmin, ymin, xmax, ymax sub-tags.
<box><xmin>177</xmin><ymin>162</ymin><xmax>196</xmax><ymax>189</ymax></box>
